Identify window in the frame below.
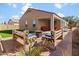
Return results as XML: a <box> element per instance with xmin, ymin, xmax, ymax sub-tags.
<box><xmin>32</xmin><ymin>19</ymin><xmax>36</xmax><ymax>29</ymax></box>
<box><xmin>25</xmin><ymin>21</ymin><xmax>28</xmax><ymax>29</ymax></box>
<box><xmin>33</xmin><ymin>24</ymin><xmax>36</xmax><ymax>28</ymax></box>
<box><xmin>32</xmin><ymin>19</ymin><xmax>36</xmax><ymax>24</ymax></box>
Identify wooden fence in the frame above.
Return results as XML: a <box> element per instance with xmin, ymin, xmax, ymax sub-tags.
<box><xmin>0</xmin><ymin>24</ymin><xmax>19</xmax><ymax>31</ymax></box>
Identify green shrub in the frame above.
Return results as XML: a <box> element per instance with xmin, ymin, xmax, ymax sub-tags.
<box><xmin>29</xmin><ymin>46</ymin><xmax>42</xmax><ymax>56</ymax></box>
<box><xmin>25</xmin><ymin>44</ymin><xmax>43</xmax><ymax>56</ymax></box>
<box><xmin>18</xmin><ymin>48</ymin><xmax>26</xmax><ymax>56</ymax></box>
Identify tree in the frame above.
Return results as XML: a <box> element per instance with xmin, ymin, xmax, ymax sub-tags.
<box><xmin>63</xmin><ymin>16</ymin><xmax>79</xmax><ymax>28</ymax></box>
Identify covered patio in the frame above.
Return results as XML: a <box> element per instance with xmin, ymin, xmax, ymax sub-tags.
<box><xmin>37</xmin><ymin>17</ymin><xmax>61</xmax><ymax>32</ymax></box>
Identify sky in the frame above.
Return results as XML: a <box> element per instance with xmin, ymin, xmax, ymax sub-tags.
<box><xmin>0</xmin><ymin>3</ymin><xmax>79</xmax><ymax>23</ymax></box>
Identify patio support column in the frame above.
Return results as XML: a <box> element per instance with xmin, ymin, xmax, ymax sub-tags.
<box><xmin>61</xmin><ymin>19</ymin><xmax>64</xmax><ymax>40</ymax></box>
<box><xmin>50</xmin><ymin>15</ymin><xmax>54</xmax><ymax>31</ymax></box>
<box><xmin>61</xmin><ymin>19</ymin><xmax>63</xmax><ymax>30</ymax></box>
<box><xmin>50</xmin><ymin>15</ymin><xmax>56</xmax><ymax>48</ymax></box>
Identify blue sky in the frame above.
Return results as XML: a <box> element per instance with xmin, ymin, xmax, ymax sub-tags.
<box><xmin>0</xmin><ymin>3</ymin><xmax>79</xmax><ymax>23</ymax></box>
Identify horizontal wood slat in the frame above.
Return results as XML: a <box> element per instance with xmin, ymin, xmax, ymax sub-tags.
<box><xmin>55</xmin><ymin>30</ymin><xmax>62</xmax><ymax>39</ymax></box>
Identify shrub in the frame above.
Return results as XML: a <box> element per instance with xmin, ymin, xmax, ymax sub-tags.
<box><xmin>25</xmin><ymin>44</ymin><xmax>42</xmax><ymax>56</ymax></box>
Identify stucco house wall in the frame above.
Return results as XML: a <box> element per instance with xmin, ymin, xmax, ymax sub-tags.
<box><xmin>19</xmin><ymin>8</ymin><xmax>52</xmax><ymax>31</ymax></box>
<box><xmin>19</xmin><ymin>8</ymin><xmax>63</xmax><ymax>31</ymax></box>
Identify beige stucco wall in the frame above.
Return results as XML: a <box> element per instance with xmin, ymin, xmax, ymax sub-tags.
<box><xmin>19</xmin><ymin>9</ymin><xmax>63</xmax><ymax>31</ymax></box>
<box><xmin>0</xmin><ymin>42</ymin><xmax>3</xmax><ymax>55</ymax></box>
<box><xmin>0</xmin><ymin>40</ymin><xmax>22</xmax><ymax>53</ymax></box>
<box><xmin>19</xmin><ymin>9</ymin><xmax>52</xmax><ymax>31</ymax></box>
<box><xmin>1</xmin><ymin>40</ymin><xmax>15</xmax><ymax>53</ymax></box>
